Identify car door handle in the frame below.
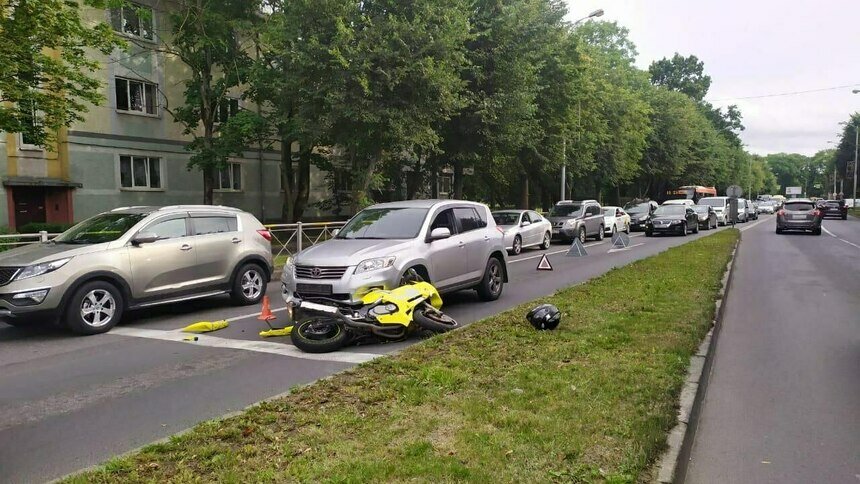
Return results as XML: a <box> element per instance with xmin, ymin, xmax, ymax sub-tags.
<box><xmin>231</xmin><ymin>237</ymin><xmax>242</xmax><ymax>244</ymax></box>
<box><xmin>458</xmin><ymin>241</ymin><xmax>466</xmax><ymax>248</ymax></box>
<box><xmin>180</xmin><ymin>244</ymin><xmax>193</xmax><ymax>251</ymax></box>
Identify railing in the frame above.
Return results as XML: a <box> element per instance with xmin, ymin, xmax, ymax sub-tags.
<box><xmin>265</xmin><ymin>221</ymin><xmax>347</xmax><ymax>262</ymax></box>
<box><xmin>0</xmin><ymin>231</ymin><xmax>59</xmax><ymax>251</ymax></box>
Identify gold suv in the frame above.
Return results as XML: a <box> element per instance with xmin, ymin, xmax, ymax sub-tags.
<box><xmin>0</xmin><ymin>206</ymin><xmax>273</xmax><ymax>335</ymax></box>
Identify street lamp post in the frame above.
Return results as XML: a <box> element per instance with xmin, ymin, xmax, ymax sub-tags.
<box><xmin>562</xmin><ymin>9</ymin><xmax>604</xmax><ymax>201</ymax></box>
<box><xmin>853</xmin><ymin>90</ymin><xmax>859</xmax><ymax>207</ymax></box>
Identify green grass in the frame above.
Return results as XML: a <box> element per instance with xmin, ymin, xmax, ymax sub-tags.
<box><xmin>68</xmin><ymin>230</ymin><xmax>739</xmax><ymax>484</ymax></box>
<box><xmin>849</xmin><ymin>207</ymin><xmax>859</xmax><ymax>217</ymax></box>
<box><xmin>273</xmin><ymin>253</ymin><xmax>290</xmax><ymax>270</ymax></box>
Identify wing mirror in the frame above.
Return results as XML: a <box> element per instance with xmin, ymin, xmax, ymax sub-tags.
<box><xmin>521</xmin><ymin>220</ymin><xmax>531</xmax><ymax>227</ymax></box>
<box><xmin>428</xmin><ymin>227</ymin><xmax>451</xmax><ymax>241</ymax></box>
<box><xmin>331</xmin><ymin>228</ymin><xmax>340</xmax><ymax>237</ymax></box>
<box><xmin>132</xmin><ymin>232</ymin><xmax>159</xmax><ymax>246</ymax></box>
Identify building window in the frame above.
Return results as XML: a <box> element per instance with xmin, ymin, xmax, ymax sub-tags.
<box><xmin>218</xmin><ymin>162</ymin><xmax>242</xmax><ymax>191</ymax></box>
<box><xmin>216</xmin><ymin>98</ymin><xmax>240</xmax><ymax>124</ymax></box>
<box><xmin>115</xmin><ymin>77</ymin><xmax>157</xmax><ymax>115</ymax></box>
<box><xmin>111</xmin><ymin>2</ymin><xmax>154</xmax><ymax>41</ymax></box>
<box><xmin>438</xmin><ymin>175</ymin><xmax>453</xmax><ymax>196</ymax></box>
<box><xmin>120</xmin><ymin>155</ymin><xmax>162</xmax><ymax>189</ymax></box>
<box><xmin>17</xmin><ymin>101</ymin><xmax>41</xmax><ymax>150</ymax></box>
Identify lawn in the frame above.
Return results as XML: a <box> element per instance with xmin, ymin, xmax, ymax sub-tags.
<box><xmin>69</xmin><ymin>230</ymin><xmax>739</xmax><ymax>484</ymax></box>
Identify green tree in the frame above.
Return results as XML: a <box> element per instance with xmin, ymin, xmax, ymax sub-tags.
<box><xmin>834</xmin><ymin>113</ymin><xmax>860</xmax><ymax>190</ymax></box>
<box><xmin>648</xmin><ymin>53</ymin><xmax>712</xmax><ymax>102</ymax></box>
<box><xmin>0</xmin><ymin>0</ymin><xmax>123</xmax><ymax>147</ymax></box>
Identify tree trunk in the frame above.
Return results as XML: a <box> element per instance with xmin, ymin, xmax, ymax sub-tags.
<box><xmin>203</xmin><ymin>166</ymin><xmax>215</xmax><ymax>205</ymax></box>
<box><xmin>351</xmin><ymin>151</ymin><xmax>380</xmax><ymax>214</ymax></box>
<box><xmin>293</xmin><ymin>151</ymin><xmax>310</xmax><ymax>221</ymax></box>
<box><xmin>520</xmin><ymin>174</ymin><xmax>529</xmax><ymax>209</ymax></box>
<box><xmin>281</xmin><ymin>134</ymin><xmax>296</xmax><ymax>222</ymax></box>
<box><xmin>453</xmin><ymin>160</ymin><xmax>464</xmax><ymax>199</ymax></box>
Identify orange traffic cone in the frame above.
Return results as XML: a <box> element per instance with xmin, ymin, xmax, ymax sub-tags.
<box><xmin>258</xmin><ymin>296</ymin><xmax>276</xmax><ymax>322</ymax></box>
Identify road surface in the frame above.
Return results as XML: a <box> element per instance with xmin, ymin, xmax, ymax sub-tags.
<box><xmin>0</xmin><ymin>222</ymin><xmax>748</xmax><ymax>483</ymax></box>
<box><xmin>685</xmin><ymin>217</ymin><xmax>860</xmax><ymax>483</ymax></box>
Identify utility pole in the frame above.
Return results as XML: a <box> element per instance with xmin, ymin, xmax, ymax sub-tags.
<box><xmin>854</xmin><ymin>126</ymin><xmax>858</xmax><ymax>207</ymax></box>
<box><xmin>561</xmin><ymin>138</ymin><xmax>566</xmax><ymax>201</ymax></box>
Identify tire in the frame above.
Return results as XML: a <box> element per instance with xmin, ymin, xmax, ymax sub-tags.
<box><xmin>231</xmin><ymin>263</ymin><xmax>267</xmax><ymax>305</ymax></box>
<box><xmin>578</xmin><ymin>227</ymin><xmax>587</xmax><ymax>244</ymax></box>
<box><xmin>66</xmin><ymin>281</ymin><xmax>124</xmax><ymax>335</ymax></box>
<box><xmin>290</xmin><ymin>317</ymin><xmax>349</xmax><ymax>353</ymax></box>
<box><xmin>400</xmin><ymin>267</ymin><xmax>425</xmax><ymax>286</ymax></box>
<box><xmin>693</xmin><ymin>222</ymin><xmax>699</xmax><ymax>234</ymax></box>
<box><xmin>624</xmin><ymin>223</ymin><xmax>630</xmax><ymax>234</ymax></box>
<box><xmin>509</xmin><ymin>235</ymin><xmax>522</xmax><ymax>256</ymax></box>
<box><xmin>813</xmin><ymin>228</ymin><xmax>822</xmax><ymax>236</ymax></box>
<box><xmin>645</xmin><ymin>230</ymin><xmax>653</xmax><ymax>237</ymax></box>
<box><xmin>476</xmin><ymin>257</ymin><xmax>504</xmax><ymax>301</ymax></box>
<box><xmin>611</xmin><ymin>225</ymin><xmax>617</xmax><ymax>237</ymax></box>
<box><xmin>414</xmin><ymin>306</ymin><xmax>460</xmax><ymax>333</ymax></box>
<box><xmin>681</xmin><ymin>223</ymin><xmax>688</xmax><ymax>236</ymax></box>
<box><xmin>776</xmin><ymin>227</ymin><xmax>783</xmax><ymax>234</ymax></box>
<box><xmin>540</xmin><ymin>232</ymin><xmax>551</xmax><ymax>250</ymax></box>
<box><xmin>595</xmin><ymin>225</ymin><xmax>605</xmax><ymax>241</ymax></box>
<box><xmin>842</xmin><ymin>214</ymin><xmax>848</xmax><ymax>220</ymax></box>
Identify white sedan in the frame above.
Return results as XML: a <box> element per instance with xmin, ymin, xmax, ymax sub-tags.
<box><xmin>491</xmin><ymin>209</ymin><xmax>553</xmax><ymax>255</ymax></box>
<box><xmin>602</xmin><ymin>206</ymin><xmax>631</xmax><ymax>235</ymax></box>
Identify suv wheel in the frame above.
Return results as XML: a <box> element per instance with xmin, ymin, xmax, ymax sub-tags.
<box><xmin>596</xmin><ymin>225</ymin><xmax>605</xmax><ymax>241</ymax></box>
<box><xmin>231</xmin><ymin>263</ymin><xmax>267</xmax><ymax>305</ymax></box>
<box><xmin>66</xmin><ymin>281</ymin><xmax>124</xmax><ymax>335</ymax></box>
<box><xmin>476</xmin><ymin>257</ymin><xmax>504</xmax><ymax>301</ymax></box>
<box><xmin>400</xmin><ymin>267</ymin><xmax>425</xmax><ymax>285</ymax></box>
<box><xmin>578</xmin><ymin>227</ymin><xmax>587</xmax><ymax>244</ymax></box>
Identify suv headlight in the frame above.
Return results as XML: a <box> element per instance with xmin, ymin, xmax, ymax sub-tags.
<box><xmin>282</xmin><ymin>256</ymin><xmax>295</xmax><ymax>276</ymax></box>
<box><xmin>15</xmin><ymin>258</ymin><xmax>71</xmax><ymax>281</ymax></box>
<box><xmin>355</xmin><ymin>256</ymin><xmax>396</xmax><ymax>275</ymax></box>
<box><xmin>564</xmin><ymin>219</ymin><xmax>577</xmax><ymax>227</ymax></box>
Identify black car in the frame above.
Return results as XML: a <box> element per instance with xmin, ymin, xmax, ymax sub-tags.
<box><xmin>692</xmin><ymin>205</ymin><xmax>718</xmax><ymax>230</ymax></box>
<box><xmin>820</xmin><ymin>200</ymin><xmax>848</xmax><ymax>220</ymax></box>
<box><xmin>645</xmin><ymin>205</ymin><xmax>699</xmax><ymax>236</ymax></box>
<box><xmin>776</xmin><ymin>199</ymin><xmax>822</xmax><ymax>235</ymax></box>
<box><xmin>624</xmin><ymin>200</ymin><xmax>658</xmax><ymax>231</ymax></box>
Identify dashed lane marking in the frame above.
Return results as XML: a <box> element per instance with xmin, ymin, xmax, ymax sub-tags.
<box><xmin>110</xmin><ymin>327</ymin><xmax>381</xmax><ymax>364</ymax></box>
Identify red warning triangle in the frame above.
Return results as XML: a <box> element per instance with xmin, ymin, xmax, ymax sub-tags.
<box><xmin>536</xmin><ymin>254</ymin><xmax>553</xmax><ymax>271</ymax></box>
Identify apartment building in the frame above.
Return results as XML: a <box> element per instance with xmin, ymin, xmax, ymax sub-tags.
<box><xmin>0</xmin><ymin>1</ymin><xmax>329</xmax><ymax>230</ymax></box>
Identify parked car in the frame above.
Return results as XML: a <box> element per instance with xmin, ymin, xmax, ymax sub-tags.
<box><xmin>547</xmin><ymin>200</ymin><xmax>605</xmax><ymax>243</ymax></box>
<box><xmin>492</xmin><ymin>209</ymin><xmax>552</xmax><ymax>255</ymax></box>
<box><xmin>602</xmin><ymin>206</ymin><xmax>631</xmax><ymax>236</ymax></box>
<box><xmin>662</xmin><ymin>199</ymin><xmax>696</xmax><ymax>207</ymax></box>
<box><xmin>776</xmin><ymin>199</ymin><xmax>822</xmax><ymax>235</ymax></box>
<box><xmin>697</xmin><ymin>196</ymin><xmax>730</xmax><ymax>225</ymax></box>
<box><xmin>0</xmin><ymin>206</ymin><xmax>273</xmax><ymax>334</ymax></box>
<box><xmin>624</xmin><ymin>200</ymin><xmax>658</xmax><ymax>231</ymax></box>
<box><xmin>757</xmin><ymin>201</ymin><xmax>775</xmax><ymax>214</ymax></box>
<box><xmin>821</xmin><ymin>200</ymin><xmax>848</xmax><ymax>220</ymax></box>
<box><xmin>692</xmin><ymin>205</ymin><xmax>718</xmax><ymax>230</ymax></box>
<box><xmin>735</xmin><ymin>198</ymin><xmax>750</xmax><ymax>223</ymax></box>
<box><xmin>745</xmin><ymin>199</ymin><xmax>758</xmax><ymax>220</ymax></box>
<box><xmin>645</xmin><ymin>205</ymin><xmax>699</xmax><ymax>236</ymax></box>
<box><xmin>281</xmin><ymin>200</ymin><xmax>509</xmax><ymax>311</ymax></box>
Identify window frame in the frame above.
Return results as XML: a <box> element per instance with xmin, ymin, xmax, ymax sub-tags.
<box><xmin>118</xmin><ymin>154</ymin><xmax>164</xmax><ymax>191</ymax></box>
<box><xmin>138</xmin><ymin>215</ymin><xmax>190</xmax><ymax>241</ymax></box>
<box><xmin>216</xmin><ymin>162</ymin><xmax>243</xmax><ymax>192</ymax></box>
<box><xmin>112</xmin><ymin>2</ymin><xmax>155</xmax><ymax>42</ymax></box>
<box><xmin>452</xmin><ymin>207</ymin><xmax>483</xmax><ymax>234</ymax></box>
<box><xmin>190</xmin><ymin>214</ymin><xmax>240</xmax><ymax>236</ymax></box>
<box><xmin>438</xmin><ymin>175</ymin><xmax>453</xmax><ymax>196</ymax></box>
<box><xmin>215</xmin><ymin>97</ymin><xmax>240</xmax><ymax>125</ymax></box>
<box><xmin>115</xmin><ymin>77</ymin><xmax>159</xmax><ymax>116</ymax></box>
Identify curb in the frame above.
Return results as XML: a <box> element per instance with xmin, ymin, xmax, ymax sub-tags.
<box><xmin>655</xmin><ymin>236</ymin><xmax>741</xmax><ymax>483</ymax></box>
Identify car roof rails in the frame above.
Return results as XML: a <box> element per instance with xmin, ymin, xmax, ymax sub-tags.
<box><xmin>157</xmin><ymin>205</ymin><xmax>243</xmax><ymax>212</ymax></box>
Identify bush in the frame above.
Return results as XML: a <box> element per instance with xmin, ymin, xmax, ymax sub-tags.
<box><xmin>0</xmin><ymin>226</ymin><xmax>20</xmax><ymax>253</ymax></box>
<box><xmin>17</xmin><ymin>222</ymin><xmax>73</xmax><ymax>234</ymax></box>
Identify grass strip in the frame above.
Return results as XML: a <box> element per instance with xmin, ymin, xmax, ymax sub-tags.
<box><xmin>70</xmin><ymin>230</ymin><xmax>739</xmax><ymax>484</ymax></box>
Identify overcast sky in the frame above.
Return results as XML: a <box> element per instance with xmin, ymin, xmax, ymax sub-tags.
<box><xmin>565</xmin><ymin>0</ymin><xmax>860</xmax><ymax>156</ymax></box>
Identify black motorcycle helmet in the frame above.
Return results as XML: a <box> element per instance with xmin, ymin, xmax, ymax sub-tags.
<box><xmin>526</xmin><ymin>304</ymin><xmax>561</xmax><ymax>330</ymax></box>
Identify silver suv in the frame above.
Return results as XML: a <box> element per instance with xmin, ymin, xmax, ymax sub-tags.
<box><xmin>547</xmin><ymin>199</ymin><xmax>605</xmax><ymax>243</ymax></box>
<box><xmin>0</xmin><ymin>206</ymin><xmax>273</xmax><ymax>334</ymax></box>
<box><xmin>281</xmin><ymin>200</ymin><xmax>508</xmax><ymax>309</ymax></box>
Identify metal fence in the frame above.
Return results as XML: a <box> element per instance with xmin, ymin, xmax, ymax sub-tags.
<box><xmin>0</xmin><ymin>231</ymin><xmax>59</xmax><ymax>251</ymax></box>
<box><xmin>266</xmin><ymin>221</ymin><xmax>347</xmax><ymax>261</ymax></box>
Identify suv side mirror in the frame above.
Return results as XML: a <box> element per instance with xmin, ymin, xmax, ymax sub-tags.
<box><xmin>132</xmin><ymin>232</ymin><xmax>159</xmax><ymax>246</ymax></box>
<box><xmin>428</xmin><ymin>227</ymin><xmax>451</xmax><ymax>241</ymax></box>
<box><xmin>331</xmin><ymin>228</ymin><xmax>340</xmax><ymax>237</ymax></box>
<box><xmin>521</xmin><ymin>220</ymin><xmax>531</xmax><ymax>227</ymax></box>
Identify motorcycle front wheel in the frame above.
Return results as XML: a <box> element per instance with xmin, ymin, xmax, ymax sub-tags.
<box><xmin>291</xmin><ymin>317</ymin><xmax>349</xmax><ymax>353</ymax></box>
<box><xmin>414</xmin><ymin>307</ymin><xmax>460</xmax><ymax>333</ymax></box>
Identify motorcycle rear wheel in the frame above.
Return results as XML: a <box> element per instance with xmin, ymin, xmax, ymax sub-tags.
<box><xmin>414</xmin><ymin>307</ymin><xmax>460</xmax><ymax>333</ymax></box>
<box><xmin>291</xmin><ymin>317</ymin><xmax>349</xmax><ymax>353</ymax></box>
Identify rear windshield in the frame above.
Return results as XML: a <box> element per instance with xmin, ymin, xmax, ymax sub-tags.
<box><xmin>625</xmin><ymin>202</ymin><xmax>650</xmax><ymax>214</ymax></box>
<box><xmin>550</xmin><ymin>204</ymin><xmax>582</xmax><ymax>217</ymax></box>
<box><xmin>698</xmin><ymin>198</ymin><xmax>726</xmax><ymax>208</ymax></box>
<box><xmin>693</xmin><ymin>206</ymin><xmax>709</xmax><ymax>213</ymax></box>
<box><xmin>654</xmin><ymin>206</ymin><xmax>686</xmax><ymax>216</ymax></box>
<box><xmin>785</xmin><ymin>202</ymin><xmax>814</xmax><ymax>211</ymax></box>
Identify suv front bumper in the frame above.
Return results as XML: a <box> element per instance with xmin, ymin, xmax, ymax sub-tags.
<box><xmin>280</xmin><ymin>264</ymin><xmax>401</xmax><ymax>307</ymax></box>
<box><xmin>0</xmin><ymin>286</ymin><xmax>64</xmax><ymax>324</ymax></box>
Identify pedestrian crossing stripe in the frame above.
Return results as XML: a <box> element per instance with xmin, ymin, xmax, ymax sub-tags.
<box><xmin>536</xmin><ymin>254</ymin><xmax>553</xmax><ymax>271</ymax></box>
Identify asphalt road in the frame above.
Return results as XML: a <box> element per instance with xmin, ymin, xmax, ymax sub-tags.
<box><xmin>0</xmin><ymin>221</ymin><xmax>747</xmax><ymax>483</ymax></box>
<box><xmin>685</xmin><ymin>216</ymin><xmax>860</xmax><ymax>483</ymax></box>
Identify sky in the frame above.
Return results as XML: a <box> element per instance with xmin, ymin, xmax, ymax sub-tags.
<box><xmin>565</xmin><ymin>0</ymin><xmax>860</xmax><ymax>156</ymax></box>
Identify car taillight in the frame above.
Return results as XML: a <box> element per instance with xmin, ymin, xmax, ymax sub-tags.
<box><xmin>812</xmin><ymin>210</ymin><xmax>821</xmax><ymax>217</ymax></box>
<box><xmin>257</xmin><ymin>229</ymin><xmax>273</xmax><ymax>241</ymax></box>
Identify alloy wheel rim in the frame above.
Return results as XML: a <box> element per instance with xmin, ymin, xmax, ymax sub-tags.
<box><xmin>80</xmin><ymin>289</ymin><xmax>116</xmax><ymax>327</ymax></box>
<box><xmin>513</xmin><ymin>237</ymin><xmax>521</xmax><ymax>254</ymax></box>
<box><xmin>242</xmin><ymin>270</ymin><xmax>263</xmax><ymax>300</ymax></box>
<box><xmin>489</xmin><ymin>264</ymin><xmax>502</xmax><ymax>294</ymax></box>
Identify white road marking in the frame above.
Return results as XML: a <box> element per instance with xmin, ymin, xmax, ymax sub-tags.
<box><xmin>821</xmin><ymin>226</ymin><xmax>838</xmax><ymax>238</ymax></box>
<box><xmin>608</xmin><ymin>242</ymin><xmax>645</xmax><ymax>253</ymax></box>
<box><xmin>822</xmin><ymin>225</ymin><xmax>860</xmax><ymax>249</ymax></box>
<box><xmin>223</xmin><ymin>307</ymin><xmax>287</xmax><ymax>323</ymax></box>
<box><xmin>111</xmin><ymin>327</ymin><xmax>381</xmax><ymax>364</ymax></box>
<box><xmin>738</xmin><ymin>218</ymin><xmax>769</xmax><ymax>232</ymax></box>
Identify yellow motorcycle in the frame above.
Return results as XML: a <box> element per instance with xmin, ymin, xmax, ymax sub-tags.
<box><xmin>290</xmin><ymin>282</ymin><xmax>458</xmax><ymax>353</ymax></box>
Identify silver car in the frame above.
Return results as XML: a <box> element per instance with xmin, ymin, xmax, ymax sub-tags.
<box><xmin>546</xmin><ymin>200</ymin><xmax>605</xmax><ymax>243</ymax></box>
<box><xmin>0</xmin><ymin>206</ymin><xmax>273</xmax><ymax>334</ymax></box>
<box><xmin>492</xmin><ymin>210</ymin><xmax>552</xmax><ymax>255</ymax></box>
<box><xmin>281</xmin><ymin>200</ymin><xmax>508</xmax><ymax>309</ymax></box>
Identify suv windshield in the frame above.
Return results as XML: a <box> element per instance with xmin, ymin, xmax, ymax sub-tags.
<box><xmin>492</xmin><ymin>212</ymin><xmax>520</xmax><ymax>226</ymax></box>
<box><xmin>336</xmin><ymin>208</ymin><xmax>428</xmax><ymax>240</ymax></box>
<box><xmin>550</xmin><ymin>204</ymin><xmax>582</xmax><ymax>217</ymax></box>
<box><xmin>698</xmin><ymin>198</ymin><xmax>726</xmax><ymax>208</ymax></box>
<box><xmin>54</xmin><ymin>213</ymin><xmax>147</xmax><ymax>244</ymax></box>
<box><xmin>654</xmin><ymin>206</ymin><xmax>686</xmax><ymax>216</ymax></box>
<box><xmin>625</xmin><ymin>202</ymin><xmax>650</xmax><ymax>214</ymax></box>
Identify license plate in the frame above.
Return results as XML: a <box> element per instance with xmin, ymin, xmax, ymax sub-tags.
<box><xmin>296</xmin><ymin>283</ymin><xmax>333</xmax><ymax>295</ymax></box>
<box><xmin>299</xmin><ymin>301</ymin><xmax>338</xmax><ymax>314</ymax></box>
<box><xmin>791</xmin><ymin>214</ymin><xmax>806</xmax><ymax>220</ymax></box>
